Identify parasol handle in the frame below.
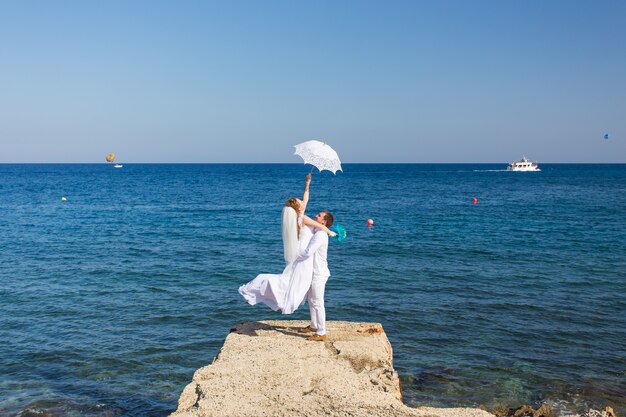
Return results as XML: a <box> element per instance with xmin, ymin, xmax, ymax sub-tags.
<box><xmin>309</xmin><ymin>165</ymin><xmax>315</xmax><ymax>174</ymax></box>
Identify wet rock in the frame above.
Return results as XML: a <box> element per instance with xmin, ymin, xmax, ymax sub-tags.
<box><xmin>582</xmin><ymin>407</ymin><xmax>619</xmax><ymax>417</ymax></box>
<box><xmin>603</xmin><ymin>407</ymin><xmax>617</xmax><ymax>417</ymax></box>
<box><xmin>491</xmin><ymin>403</ymin><xmax>552</xmax><ymax>417</ymax></box>
<box><xmin>491</xmin><ymin>406</ymin><xmax>512</xmax><ymax>417</ymax></box>
<box><xmin>533</xmin><ymin>404</ymin><xmax>553</xmax><ymax>417</ymax></box>
<box><xmin>512</xmin><ymin>405</ymin><xmax>535</xmax><ymax>417</ymax></box>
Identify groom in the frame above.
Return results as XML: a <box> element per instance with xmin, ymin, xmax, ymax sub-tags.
<box><xmin>297</xmin><ymin>210</ymin><xmax>334</xmax><ymax>341</ymax></box>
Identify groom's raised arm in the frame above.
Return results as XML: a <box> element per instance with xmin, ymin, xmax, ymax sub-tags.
<box><xmin>296</xmin><ymin>231</ymin><xmax>327</xmax><ymax>262</ymax></box>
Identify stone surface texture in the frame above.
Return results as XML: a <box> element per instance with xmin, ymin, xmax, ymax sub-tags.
<box><xmin>170</xmin><ymin>320</ymin><xmax>495</xmax><ymax>417</ymax></box>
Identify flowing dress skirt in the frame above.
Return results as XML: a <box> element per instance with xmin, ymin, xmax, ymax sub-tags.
<box><xmin>239</xmin><ymin>226</ymin><xmax>314</xmax><ymax>314</ymax></box>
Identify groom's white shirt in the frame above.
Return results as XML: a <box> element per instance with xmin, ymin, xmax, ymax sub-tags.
<box><xmin>297</xmin><ymin>226</ymin><xmax>330</xmax><ymax>278</ymax></box>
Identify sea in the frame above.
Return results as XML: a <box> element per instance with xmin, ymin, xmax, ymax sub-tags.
<box><xmin>0</xmin><ymin>163</ymin><xmax>624</xmax><ymax>417</ymax></box>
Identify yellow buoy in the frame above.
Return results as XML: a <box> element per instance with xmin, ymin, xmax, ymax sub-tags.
<box><xmin>61</xmin><ymin>197</ymin><xmax>67</xmax><ymax>201</ymax></box>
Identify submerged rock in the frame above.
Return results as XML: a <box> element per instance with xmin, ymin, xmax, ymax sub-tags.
<box><xmin>171</xmin><ymin>320</ymin><xmax>495</xmax><ymax>417</ymax></box>
<box><xmin>18</xmin><ymin>411</ymin><xmax>55</xmax><ymax>417</ymax></box>
<box><xmin>491</xmin><ymin>404</ymin><xmax>553</xmax><ymax>417</ymax></box>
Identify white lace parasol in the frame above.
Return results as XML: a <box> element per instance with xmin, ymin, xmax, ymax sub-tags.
<box><xmin>294</xmin><ymin>140</ymin><xmax>342</xmax><ymax>174</ymax></box>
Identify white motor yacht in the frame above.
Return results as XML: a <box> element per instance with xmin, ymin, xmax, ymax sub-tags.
<box><xmin>507</xmin><ymin>157</ymin><xmax>540</xmax><ymax>171</ymax></box>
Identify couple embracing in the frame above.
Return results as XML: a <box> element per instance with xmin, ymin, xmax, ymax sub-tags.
<box><xmin>238</xmin><ymin>173</ymin><xmax>336</xmax><ymax>341</ymax></box>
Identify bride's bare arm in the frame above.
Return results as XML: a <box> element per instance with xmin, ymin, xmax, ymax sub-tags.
<box><xmin>300</xmin><ymin>173</ymin><xmax>311</xmax><ymax>215</ymax></box>
<box><xmin>302</xmin><ymin>215</ymin><xmax>336</xmax><ymax>237</ymax></box>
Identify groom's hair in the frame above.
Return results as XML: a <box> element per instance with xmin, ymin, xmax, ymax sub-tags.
<box><xmin>321</xmin><ymin>211</ymin><xmax>334</xmax><ymax>227</ymax></box>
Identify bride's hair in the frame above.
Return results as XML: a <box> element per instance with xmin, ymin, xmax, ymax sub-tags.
<box><xmin>284</xmin><ymin>197</ymin><xmax>301</xmax><ymax>238</ymax></box>
<box><xmin>284</xmin><ymin>197</ymin><xmax>300</xmax><ymax>213</ymax></box>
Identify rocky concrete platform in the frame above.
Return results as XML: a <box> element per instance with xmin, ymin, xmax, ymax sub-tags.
<box><xmin>171</xmin><ymin>320</ymin><xmax>495</xmax><ymax>417</ymax></box>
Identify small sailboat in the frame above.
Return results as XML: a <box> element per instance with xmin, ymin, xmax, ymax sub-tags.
<box><xmin>114</xmin><ymin>164</ymin><xmax>123</xmax><ymax>168</ymax></box>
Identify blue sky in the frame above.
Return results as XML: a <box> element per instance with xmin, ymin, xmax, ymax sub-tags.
<box><xmin>0</xmin><ymin>0</ymin><xmax>624</xmax><ymax>163</ymax></box>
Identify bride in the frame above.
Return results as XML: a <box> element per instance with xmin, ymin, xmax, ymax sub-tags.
<box><xmin>239</xmin><ymin>174</ymin><xmax>335</xmax><ymax>314</ymax></box>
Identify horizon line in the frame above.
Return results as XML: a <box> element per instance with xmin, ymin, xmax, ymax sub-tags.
<box><xmin>1</xmin><ymin>161</ymin><xmax>625</xmax><ymax>165</ymax></box>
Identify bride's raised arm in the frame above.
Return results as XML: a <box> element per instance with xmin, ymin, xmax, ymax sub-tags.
<box><xmin>302</xmin><ymin>215</ymin><xmax>336</xmax><ymax>237</ymax></box>
<box><xmin>300</xmin><ymin>173</ymin><xmax>312</xmax><ymax>215</ymax></box>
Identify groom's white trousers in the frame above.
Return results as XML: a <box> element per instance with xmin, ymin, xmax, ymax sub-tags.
<box><xmin>308</xmin><ymin>274</ymin><xmax>329</xmax><ymax>336</ymax></box>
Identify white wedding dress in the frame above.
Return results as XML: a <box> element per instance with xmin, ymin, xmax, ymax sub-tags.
<box><xmin>238</xmin><ymin>206</ymin><xmax>315</xmax><ymax>314</ymax></box>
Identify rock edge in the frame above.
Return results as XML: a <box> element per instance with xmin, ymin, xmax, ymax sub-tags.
<box><xmin>170</xmin><ymin>320</ymin><xmax>494</xmax><ymax>417</ymax></box>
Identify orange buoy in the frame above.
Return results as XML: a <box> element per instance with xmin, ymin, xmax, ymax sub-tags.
<box><xmin>473</xmin><ymin>197</ymin><xmax>478</xmax><ymax>204</ymax></box>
